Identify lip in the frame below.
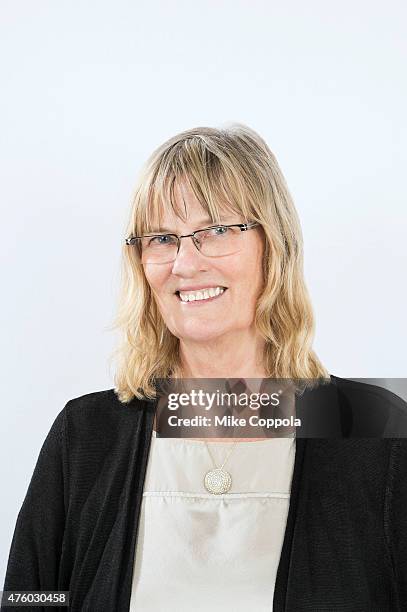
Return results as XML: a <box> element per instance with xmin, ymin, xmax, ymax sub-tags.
<box><xmin>176</xmin><ymin>288</ymin><xmax>228</xmax><ymax>305</ymax></box>
<box><xmin>175</xmin><ymin>285</ymin><xmax>227</xmax><ymax>292</ymax></box>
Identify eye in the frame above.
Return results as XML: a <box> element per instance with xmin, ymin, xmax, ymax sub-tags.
<box><xmin>212</xmin><ymin>225</ymin><xmax>228</xmax><ymax>236</ymax></box>
<box><xmin>149</xmin><ymin>234</ymin><xmax>176</xmax><ymax>246</ymax></box>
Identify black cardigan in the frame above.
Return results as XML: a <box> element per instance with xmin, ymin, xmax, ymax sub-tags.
<box><xmin>2</xmin><ymin>375</ymin><xmax>407</xmax><ymax>611</ymax></box>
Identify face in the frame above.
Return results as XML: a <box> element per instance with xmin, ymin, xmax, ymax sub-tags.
<box><xmin>143</xmin><ymin>181</ymin><xmax>265</xmax><ymax>344</ymax></box>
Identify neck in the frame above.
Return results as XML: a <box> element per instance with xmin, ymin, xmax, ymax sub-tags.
<box><xmin>175</xmin><ymin>328</ymin><xmax>268</xmax><ymax>380</ymax></box>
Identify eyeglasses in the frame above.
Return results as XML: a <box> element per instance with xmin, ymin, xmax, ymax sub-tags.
<box><xmin>125</xmin><ymin>222</ymin><xmax>260</xmax><ymax>264</ymax></box>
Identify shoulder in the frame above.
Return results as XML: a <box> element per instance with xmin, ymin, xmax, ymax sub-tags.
<box><xmin>331</xmin><ymin>375</ymin><xmax>407</xmax><ymax>436</ymax></box>
<box><xmin>330</xmin><ymin>375</ymin><xmax>405</xmax><ymax>408</ymax></box>
<box><xmin>298</xmin><ymin>375</ymin><xmax>407</xmax><ymax>437</ymax></box>
<box><xmin>45</xmin><ymin>388</ymin><xmax>158</xmax><ymax>489</ymax></box>
<box><xmin>60</xmin><ymin>387</ymin><xmax>156</xmax><ymax>446</ymax></box>
<box><xmin>64</xmin><ymin>387</ymin><xmax>155</xmax><ymax>416</ymax></box>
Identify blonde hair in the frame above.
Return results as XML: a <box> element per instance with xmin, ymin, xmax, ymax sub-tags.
<box><xmin>109</xmin><ymin>123</ymin><xmax>328</xmax><ymax>402</ymax></box>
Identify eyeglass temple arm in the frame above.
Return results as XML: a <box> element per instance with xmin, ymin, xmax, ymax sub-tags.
<box><xmin>241</xmin><ymin>221</ymin><xmax>259</xmax><ymax>231</ymax></box>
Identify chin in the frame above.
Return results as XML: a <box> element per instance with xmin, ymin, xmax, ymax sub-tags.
<box><xmin>177</xmin><ymin>324</ymin><xmax>229</xmax><ymax>343</ymax></box>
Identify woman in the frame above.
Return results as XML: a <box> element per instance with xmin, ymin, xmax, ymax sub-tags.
<box><xmin>2</xmin><ymin>124</ymin><xmax>407</xmax><ymax>611</ymax></box>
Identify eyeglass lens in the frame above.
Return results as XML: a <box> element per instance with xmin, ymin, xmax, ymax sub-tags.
<box><xmin>139</xmin><ymin>226</ymin><xmax>243</xmax><ymax>264</ymax></box>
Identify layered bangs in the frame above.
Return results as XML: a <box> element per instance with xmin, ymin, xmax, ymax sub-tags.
<box><xmin>131</xmin><ymin>133</ymin><xmax>258</xmax><ymax>238</ymax></box>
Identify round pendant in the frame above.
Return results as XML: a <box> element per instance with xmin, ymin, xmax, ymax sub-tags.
<box><xmin>204</xmin><ymin>468</ymin><xmax>232</xmax><ymax>494</ymax></box>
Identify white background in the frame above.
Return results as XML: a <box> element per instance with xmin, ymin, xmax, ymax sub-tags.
<box><xmin>1</xmin><ymin>0</ymin><xmax>406</xmax><ymax>583</ymax></box>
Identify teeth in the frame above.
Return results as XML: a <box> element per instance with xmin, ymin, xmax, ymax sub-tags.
<box><xmin>179</xmin><ymin>286</ymin><xmax>225</xmax><ymax>302</ymax></box>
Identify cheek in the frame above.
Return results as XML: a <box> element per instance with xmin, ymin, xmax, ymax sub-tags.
<box><xmin>241</xmin><ymin>257</ymin><xmax>264</xmax><ymax>289</ymax></box>
<box><xmin>144</xmin><ymin>267</ymin><xmax>168</xmax><ymax>292</ymax></box>
<box><xmin>144</xmin><ymin>273</ymin><xmax>173</xmax><ymax>315</ymax></box>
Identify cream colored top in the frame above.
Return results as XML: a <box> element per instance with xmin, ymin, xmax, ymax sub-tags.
<box><xmin>129</xmin><ymin>431</ymin><xmax>296</xmax><ymax>611</ymax></box>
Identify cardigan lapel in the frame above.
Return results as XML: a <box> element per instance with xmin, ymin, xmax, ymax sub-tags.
<box><xmin>77</xmin><ymin>399</ymin><xmax>157</xmax><ymax>611</ymax></box>
<box><xmin>273</xmin><ymin>437</ymin><xmax>307</xmax><ymax>611</ymax></box>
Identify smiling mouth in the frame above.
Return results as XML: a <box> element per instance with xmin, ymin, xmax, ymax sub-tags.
<box><xmin>175</xmin><ymin>288</ymin><xmax>228</xmax><ymax>304</ymax></box>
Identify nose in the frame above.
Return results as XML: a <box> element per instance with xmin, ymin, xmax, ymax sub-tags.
<box><xmin>170</xmin><ymin>235</ymin><xmax>207</xmax><ymax>276</ymax></box>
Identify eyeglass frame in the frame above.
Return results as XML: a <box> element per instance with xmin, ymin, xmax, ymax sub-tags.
<box><xmin>125</xmin><ymin>221</ymin><xmax>261</xmax><ymax>262</ymax></box>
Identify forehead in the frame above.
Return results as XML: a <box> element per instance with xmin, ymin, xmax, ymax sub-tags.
<box><xmin>149</xmin><ymin>179</ymin><xmax>241</xmax><ymax>231</ymax></box>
